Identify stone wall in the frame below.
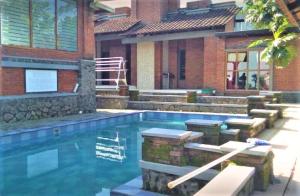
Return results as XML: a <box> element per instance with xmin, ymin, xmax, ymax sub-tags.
<box><xmin>0</xmin><ymin>93</ymin><xmax>80</xmax><ymax>123</ymax></box>
<box><xmin>0</xmin><ymin>59</ymin><xmax>96</xmax><ymax>123</ymax></box>
<box><xmin>96</xmin><ymin>96</ymin><xmax>129</xmax><ymax>109</ymax></box>
<box><xmin>198</xmin><ymin>96</ymin><xmax>247</xmax><ymax>104</ymax></box>
<box><xmin>282</xmin><ymin>92</ymin><xmax>300</xmax><ymax>103</ymax></box>
<box><xmin>128</xmin><ymin>101</ymin><xmax>247</xmax><ymax>114</ymax></box>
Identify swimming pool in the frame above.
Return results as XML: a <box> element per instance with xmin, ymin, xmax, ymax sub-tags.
<box><xmin>0</xmin><ymin>112</ymin><xmax>247</xmax><ymax>195</ymax></box>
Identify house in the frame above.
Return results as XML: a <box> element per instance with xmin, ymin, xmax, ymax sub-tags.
<box><xmin>0</xmin><ymin>0</ymin><xmax>97</xmax><ymax>123</ymax></box>
<box><xmin>94</xmin><ymin>0</ymin><xmax>300</xmax><ymax>96</ymax></box>
<box><xmin>0</xmin><ymin>0</ymin><xmax>95</xmax><ymax>96</ymax></box>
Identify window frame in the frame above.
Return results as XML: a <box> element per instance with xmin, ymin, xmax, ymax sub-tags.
<box><xmin>0</xmin><ymin>0</ymin><xmax>78</xmax><ymax>52</ymax></box>
<box><xmin>25</xmin><ymin>69</ymin><xmax>58</xmax><ymax>93</ymax></box>
<box><xmin>225</xmin><ymin>49</ymin><xmax>273</xmax><ymax>91</ymax></box>
<box><xmin>178</xmin><ymin>48</ymin><xmax>186</xmax><ymax>80</ymax></box>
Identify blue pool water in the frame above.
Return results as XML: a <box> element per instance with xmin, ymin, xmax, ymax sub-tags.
<box><xmin>0</xmin><ymin>112</ymin><xmax>247</xmax><ymax>195</ymax></box>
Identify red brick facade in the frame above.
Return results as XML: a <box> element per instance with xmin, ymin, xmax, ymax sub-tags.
<box><xmin>95</xmin><ymin>0</ymin><xmax>300</xmax><ymax>94</ymax></box>
<box><xmin>0</xmin><ymin>0</ymin><xmax>94</xmax><ymax>96</ymax></box>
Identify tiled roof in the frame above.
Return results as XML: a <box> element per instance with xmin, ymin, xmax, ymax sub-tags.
<box><xmin>130</xmin><ymin>6</ymin><xmax>240</xmax><ymax>35</ymax></box>
<box><xmin>95</xmin><ymin>17</ymin><xmax>140</xmax><ymax>34</ymax></box>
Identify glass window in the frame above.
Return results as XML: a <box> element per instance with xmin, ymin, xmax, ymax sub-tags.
<box><xmin>1</xmin><ymin>0</ymin><xmax>30</xmax><ymax>46</ymax></box>
<box><xmin>234</xmin><ymin>13</ymin><xmax>254</xmax><ymax>32</ymax></box>
<box><xmin>32</xmin><ymin>0</ymin><xmax>56</xmax><ymax>49</ymax></box>
<box><xmin>178</xmin><ymin>49</ymin><xmax>186</xmax><ymax>80</ymax></box>
<box><xmin>57</xmin><ymin>0</ymin><xmax>78</xmax><ymax>51</ymax></box>
<box><xmin>226</xmin><ymin>51</ymin><xmax>272</xmax><ymax>91</ymax></box>
<box><xmin>249</xmin><ymin>51</ymin><xmax>259</xmax><ymax>70</ymax></box>
<box><xmin>0</xmin><ymin>0</ymin><xmax>78</xmax><ymax>52</ymax></box>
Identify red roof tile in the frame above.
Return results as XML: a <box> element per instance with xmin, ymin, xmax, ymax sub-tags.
<box><xmin>130</xmin><ymin>6</ymin><xmax>240</xmax><ymax>35</ymax></box>
<box><xmin>95</xmin><ymin>17</ymin><xmax>140</xmax><ymax>34</ymax></box>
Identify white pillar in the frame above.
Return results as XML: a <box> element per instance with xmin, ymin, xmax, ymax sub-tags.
<box><xmin>137</xmin><ymin>42</ymin><xmax>155</xmax><ymax>90</ymax></box>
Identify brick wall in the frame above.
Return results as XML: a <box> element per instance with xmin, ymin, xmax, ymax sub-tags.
<box><xmin>187</xmin><ymin>0</ymin><xmax>212</xmax><ymax>9</ymax></box>
<box><xmin>273</xmin><ymin>39</ymin><xmax>300</xmax><ymax>91</ymax></box>
<box><xmin>0</xmin><ymin>67</ymin><xmax>24</xmax><ymax>95</ymax></box>
<box><xmin>131</xmin><ymin>0</ymin><xmax>179</xmax><ymax>23</ymax></box>
<box><xmin>58</xmin><ymin>70</ymin><xmax>78</xmax><ymax>93</ymax></box>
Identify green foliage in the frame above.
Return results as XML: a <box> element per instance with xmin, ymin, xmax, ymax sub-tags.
<box><xmin>244</xmin><ymin>0</ymin><xmax>299</xmax><ymax>68</ymax></box>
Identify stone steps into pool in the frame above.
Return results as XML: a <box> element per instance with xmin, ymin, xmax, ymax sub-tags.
<box><xmin>127</xmin><ymin>101</ymin><xmax>247</xmax><ymax>114</ymax></box>
<box><xmin>249</xmin><ymin>109</ymin><xmax>279</xmax><ymax>128</ymax></box>
<box><xmin>225</xmin><ymin>118</ymin><xmax>267</xmax><ymax>142</ymax></box>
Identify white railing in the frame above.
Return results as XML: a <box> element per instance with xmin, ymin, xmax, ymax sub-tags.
<box><xmin>95</xmin><ymin>57</ymin><xmax>127</xmax><ymax>89</ymax></box>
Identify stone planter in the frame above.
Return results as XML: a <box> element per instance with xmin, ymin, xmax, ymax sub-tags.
<box><xmin>118</xmin><ymin>85</ymin><xmax>129</xmax><ymax>96</ymax></box>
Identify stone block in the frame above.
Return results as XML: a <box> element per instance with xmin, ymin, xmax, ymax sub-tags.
<box><xmin>265</xmin><ymin>104</ymin><xmax>287</xmax><ymax>118</ymax></box>
<box><xmin>225</xmin><ymin>118</ymin><xmax>266</xmax><ymax>141</ymax></box>
<box><xmin>141</xmin><ymin>128</ymin><xmax>194</xmax><ymax>166</ymax></box>
<box><xmin>186</xmin><ymin>91</ymin><xmax>197</xmax><ymax>103</ymax></box>
<box><xmin>129</xmin><ymin>90</ymin><xmax>139</xmax><ymax>101</ymax></box>
<box><xmin>185</xmin><ymin>119</ymin><xmax>223</xmax><ymax>145</ymax></box>
<box><xmin>220</xmin><ymin>141</ymin><xmax>274</xmax><ymax>191</ymax></box>
<box><xmin>249</xmin><ymin>109</ymin><xmax>278</xmax><ymax>128</ymax></box>
<box><xmin>96</xmin><ymin>96</ymin><xmax>129</xmax><ymax>109</ymax></box>
<box><xmin>247</xmin><ymin>95</ymin><xmax>266</xmax><ymax>114</ymax></box>
<box><xmin>219</xmin><ymin>129</ymin><xmax>240</xmax><ymax>144</ymax></box>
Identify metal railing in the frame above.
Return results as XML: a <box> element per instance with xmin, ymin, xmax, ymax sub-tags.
<box><xmin>95</xmin><ymin>57</ymin><xmax>127</xmax><ymax>89</ymax></box>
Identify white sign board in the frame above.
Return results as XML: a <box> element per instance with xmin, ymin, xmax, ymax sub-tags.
<box><xmin>26</xmin><ymin>69</ymin><xmax>58</xmax><ymax>93</ymax></box>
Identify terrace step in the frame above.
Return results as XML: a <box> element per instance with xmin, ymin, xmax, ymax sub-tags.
<box><xmin>194</xmin><ymin>165</ymin><xmax>255</xmax><ymax>196</ymax></box>
<box><xmin>127</xmin><ymin>101</ymin><xmax>247</xmax><ymax>114</ymax></box>
<box><xmin>138</xmin><ymin>94</ymin><xmax>187</xmax><ymax>103</ymax></box>
<box><xmin>225</xmin><ymin>118</ymin><xmax>266</xmax><ymax>142</ymax></box>
<box><xmin>249</xmin><ymin>109</ymin><xmax>279</xmax><ymax>128</ymax></box>
<box><xmin>96</xmin><ymin>89</ymin><xmax>119</xmax><ymax>96</ymax></box>
<box><xmin>264</xmin><ymin>103</ymin><xmax>288</xmax><ymax>118</ymax></box>
<box><xmin>197</xmin><ymin>96</ymin><xmax>248</xmax><ymax>105</ymax></box>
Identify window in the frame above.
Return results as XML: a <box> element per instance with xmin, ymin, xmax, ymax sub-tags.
<box><xmin>25</xmin><ymin>69</ymin><xmax>58</xmax><ymax>93</ymax></box>
<box><xmin>0</xmin><ymin>0</ymin><xmax>30</xmax><ymax>46</ymax></box>
<box><xmin>226</xmin><ymin>51</ymin><xmax>271</xmax><ymax>90</ymax></box>
<box><xmin>234</xmin><ymin>13</ymin><xmax>253</xmax><ymax>32</ymax></box>
<box><xmin>57</xmin><ymin>0</ymin><xmax>78</xmax><ymax>51</ymax></box>
<box><xmin>0</xmin><ymin>0</ymin><xmax>77</xmax><ymax>52</ymax></box>
<box><xmin>178</xmin><ymin>49</ymin><xmax>186</xmax><ymax>80</ymax></box>
<box><xmin>32</xmin><ymin>0</ymin><xmax>56</xmax><ymax>49</ymax></box>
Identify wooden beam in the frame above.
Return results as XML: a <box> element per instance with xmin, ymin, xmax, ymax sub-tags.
<box><xmin>276</xmin><ymin>0</ymin><xmax>299</xmax><ymax>27</ymax></box>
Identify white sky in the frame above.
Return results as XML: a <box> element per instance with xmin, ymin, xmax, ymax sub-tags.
<box><xmin>98</xmin><ymin>0</ymin><xmax>244</xmax><ymax>9</ymax></box>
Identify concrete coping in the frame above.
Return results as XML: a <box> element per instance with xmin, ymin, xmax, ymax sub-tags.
<box><xmin>185</xmin><ymin>119</ymin><xmax>223</xmax><ymax>126</ymax></box>
<box><xmin>195</xmin><ymin>165</ymin><xmax>255</xmax><ymax>196</ymax></box>
<box><xmin>220</xmin><ymin>129</ymin><xmax>240</xmax><ymax>135</ymax></box>
<box><xmin>184</xmin><ymin>143</ymin><xmax>222</xmax><ymax>153</ymax></box>
<box><xmin>247</xmin><ymin>95</ymin><xmax>266</xmax><ymax>100</ymax></box>
<box><xmin>225</xmin><ymin>118</ymin><xmax>256</xmax><ymax>126</ymax></box>
<box><xmin>188</xmin><ymin>132</ymin><xmax>204</xmax><ymax>140</ymax></box>
<box><xmin>250</xmin><ymin>109</ymin><xmax>279</xmax><ymax>114</ymax></box>
<box><xmin>140</xmin><ymin>160</ymin><xmax>219</xmax><ymax>181</ymax></box>
<box><xmin>141</xmin><ymin>128</ymin><xmax>192</xmax><ymax>140</ymax></box>
<box><xmin>259</xmin><ymin>91</ymin><xmax>282</xmax><ymax>95</ymax></box>
<box><xmin>96</xmin><ymin>95</ymin><xmax>129</xmax><ymax>99</ymax></box>
<box><xmin>220</xmin><ymin>141</ymin><xmax>272</xmax><ymax>156</ymax></box>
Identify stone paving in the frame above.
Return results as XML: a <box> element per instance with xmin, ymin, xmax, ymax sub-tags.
<box><xmin>254</xmin><ymin>105</ymin><xmax>300</xmax><ymax>196</ymax></box>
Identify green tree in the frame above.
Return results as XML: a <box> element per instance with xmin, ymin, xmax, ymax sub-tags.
<box><xmin>243</xmin><ymin>0</ymin><xmax>298</xmax><ymax>68</ymax></box>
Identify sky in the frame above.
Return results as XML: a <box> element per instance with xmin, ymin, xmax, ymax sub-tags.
<box><xmin>98</xmin><ymin>0</ymin><xmax>245</xmax><ymax>9</ymax></box>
